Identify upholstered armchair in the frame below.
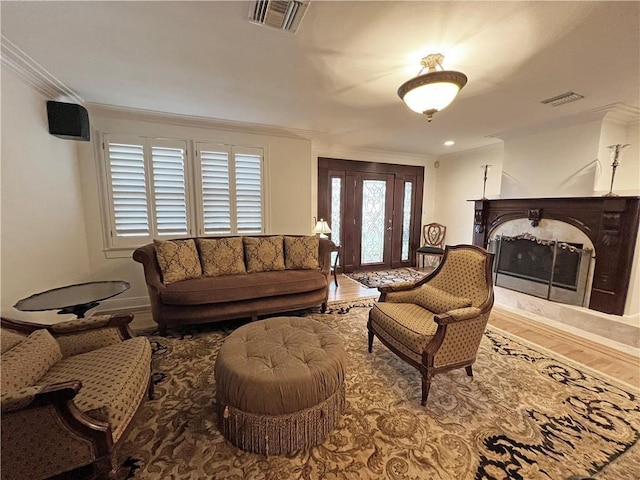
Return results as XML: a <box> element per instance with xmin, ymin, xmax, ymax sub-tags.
<box><xmin>368</xmin><ymin>244</ymin><xmax>494</xmax><ymax>405</ymax></box>
<box><xmin>0</xmin><ymin>314</ymin><xmax>152</xmax><ymax>480</ymax></box>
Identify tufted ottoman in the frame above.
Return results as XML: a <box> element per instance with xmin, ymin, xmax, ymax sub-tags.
<box><xmin>214</xmin><ymin>316</ymin><xmax>346</xmax><ymax>455</ymax></box>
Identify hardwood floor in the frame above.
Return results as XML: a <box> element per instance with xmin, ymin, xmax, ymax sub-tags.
<box><xmin>123</xmin><ymin>271</ymin><xmax>639</xmax><ymax>389</ymax></box>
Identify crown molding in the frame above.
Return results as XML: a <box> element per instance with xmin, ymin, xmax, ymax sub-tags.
<box><xmin>489</xmin><ymin>102</ymin><xmax>640</xmax><ymax>141</ymax></box>
<box><xmin>1</xmin><ymin>34</ymin><xmax>84</xmax><ymax>104</ymax></box>
<box><xmin>437</xmin><ymin>141</ymin><xmax>504</xmax><ymax>161</ymax></box>
<box><xmin>86</xmin><ymin>102</ymin><xmax>325</xmax><ymax>141</ymax></box>
<box><xmin>600</xmin><ymin>103</ymin><xmax>640</xmax><ymax>125</ymax></box>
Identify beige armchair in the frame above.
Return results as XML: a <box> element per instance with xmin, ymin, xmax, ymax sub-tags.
<box><xmin>368</xmin><ymin>244</ymin><xmax>494</xmax><ymax>405</ymax></box>
<box><xmin>1</xmin><ymin>314</ymin><xmax>152</xmax><ymax>480</ymax></box>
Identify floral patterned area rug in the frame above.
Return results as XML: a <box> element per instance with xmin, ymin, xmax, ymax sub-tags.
<box><xmin>345</xmin><ymin>267</ymin><xmax>428</xmax><ymax>288</ymax></box>
<box><xmin>121</xmin><ymin>303</ymin><xmax>640</xmax><ymax>480</ymax></box>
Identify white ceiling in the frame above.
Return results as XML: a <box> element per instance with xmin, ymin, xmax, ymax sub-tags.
<box><xmin>2</xmin><ymin>1</ymin><xmax>639</xmax><ymax>156</ymax></box>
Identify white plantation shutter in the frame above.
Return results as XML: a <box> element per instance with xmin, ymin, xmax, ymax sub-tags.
<box><xmin>105</xmin><ymin>137</ymin><xmax>151</xmax><ymax>246</ymax></box>
<box><xmin>198</xmin><ymin>146</ymin><xmax>232</xmax><ymax>235</ymax></box>
<box><xmin>234</xmin><ymin>147</ymin><xmax>263</xmax><ymax>234</ymax></box>
<box><xmin>196</xmin><ymin>143</ymin><xmax>264</xmax><ymax>236</ymax></box>
<box><xmin>101</xmin><ymin>135</ymin><xmax>267</xmax><ymax>250</ymax></box>
<box><xmin>150</xmin><ymin>140</ymin><xmax>190</xmax><ymax>237</ymax></box>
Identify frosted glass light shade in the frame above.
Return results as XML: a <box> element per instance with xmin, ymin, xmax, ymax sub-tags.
<box><xmin>397</xmin><ymin>56</ymin><xmax>467</xmax><ymax>121</ymax></box>
<box><xmin>402</xmin><ymin>81</ymin><xmax>462</xmax><ymax>114</ymax></box>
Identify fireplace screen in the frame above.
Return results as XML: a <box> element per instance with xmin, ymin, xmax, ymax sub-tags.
<box><xmin>491</xmin><ymin>234</ymin><xmax>592</xmax><ymax>306</ymax></box>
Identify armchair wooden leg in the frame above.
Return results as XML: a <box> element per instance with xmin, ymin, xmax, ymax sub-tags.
<box><xmin>465</xmin><ymin>365</ymin><xmax>473</xmax><ymax>377</ymax></box>
<box><xmin>421</xmin><ymin>374</ymin><xmax>432</xmax><ymax>406</ymax></box>
<box><xmin>148</xmin><ymin>369</ymin><xmax>155</xmax><ymax>400</ymax></box>
<box><xmin>93</xmin><ymin>452</ymin><xmax>119</xmax><ymax>480</ymax></box>
<box><xmin>321</xmin><ymin>302</ymin><xmax>327</xmax><ymax>313</ymax></box>
<box><xmin>367</xmin><ymin>331</ymin><xmax>374</xmax><ymax>353</ymax></box>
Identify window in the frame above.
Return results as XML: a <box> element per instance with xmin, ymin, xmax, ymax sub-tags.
<box><xmin>195</xmin><ymin>143</ymin><xmax>264</xmax><ymax>236</ymax></box>
<box><xmin>102</xmin><ymin>134</ymin><xmax>264</xmax><ymax>249</ymax></box>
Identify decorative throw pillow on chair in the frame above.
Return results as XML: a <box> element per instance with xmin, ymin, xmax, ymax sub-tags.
<box><xmin>154</xmin><ymin>239</ymin><xmax>202</xmax><ymax>284</ymax></box>
<box><xmin>243</xmin><ymin>236</ymin><xmax>286</xmax><ymax>273</ymax></box>
<box><xmin>284</xmin><ymin>236</ymin><xmax>319</xmax><ymax>270</ymax></box>
<box><xmin>197</xmin><ymin>237</ymin><xmax>246</xmax><ymax>276</ymax></box>
<box><xmin>1</xmin><ymin>329</ymin><xmax>62</xmax><ymax>391</ymax></box>
<box><xmin>415</xmin><ymin>284</ymin><xmax>472</xmax><ymax>313</ymax></box>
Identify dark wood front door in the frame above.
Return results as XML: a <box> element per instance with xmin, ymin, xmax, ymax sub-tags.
<box><xmin>318</xmin><ymin>157</ymin><xmax>424</xmax><ymax>273</ymax></box>
<box><xmin>353</xmin><ymin>172</ymin><xmax>395</xmax><ymax>270</ymax></box>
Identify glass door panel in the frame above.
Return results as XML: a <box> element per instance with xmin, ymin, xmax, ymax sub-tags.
<box><xmin>361</xmin><ymin>180</ymin><xmax>386</xmax><ymax>264</ymax></box>
<box><xmin>330</xmin><ymin>176</ymin><xmax>342</xmax><ymax>266</ymax></box>
<box><xmin>401</xmin><ymin>181</ymin><xmax>413</xmax><ymax>261</ymax></box>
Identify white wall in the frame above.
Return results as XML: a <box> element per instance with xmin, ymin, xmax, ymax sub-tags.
<box><xmin>77</xmin><ymin>108</ymin><xmax>314</xmax><ymax>309</ymax></box>
<box><xmin>594</xmin><ymin>119</ymin><xmax>640</xmax><ymax>194</ymax></box>
<box><xmin>500</xmin><ymin>120</ymin><xmax>602</xmax><ymax>199</ymax></box>
<box><xmin>1</xmin><ymin>68</ymin><xmax>92</xmax><ymax>322</ymax></box>
<box><xmin>434</xmin><ymin>144</ymin><xmax>504</xmax><ymax>245</ymax></box>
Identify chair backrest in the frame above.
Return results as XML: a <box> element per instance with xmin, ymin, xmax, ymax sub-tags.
<box><xmin>428</xmin><ymin>245</ymin><xmax>493</xmax><ymax>307</ymax></box>
<box><xmin>422</xmin><ymin>223</ymin><xmax>446</xmax><ymax>248</ymax></box>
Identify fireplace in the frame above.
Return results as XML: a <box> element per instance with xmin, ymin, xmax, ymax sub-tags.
<box><xmin>490</xmin><ymin>233</ymin><xmax>592</xmax><ymax>307</ymax></box>
<box><xmin>472</xmin><ymin>197</ymin><xmax>640</xmax><ymax>315</ymax></box>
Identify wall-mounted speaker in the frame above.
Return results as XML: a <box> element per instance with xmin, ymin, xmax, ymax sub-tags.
<box><xmin>46</xmin><ymin>101</ymin><xmax>90</xmax><ymax>141</ymax></box>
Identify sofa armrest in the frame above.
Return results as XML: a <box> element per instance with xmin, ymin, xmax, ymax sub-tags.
<box><xmin>133</xmin><ymin>243</ymin><xmax>166</xmax><ymax>291</ymax></box>
<box><xmin>318</xmin><ymin>238</ymin><xmax>332</xmax><ymax>277</ymax></box>
<box><xmin>1</xmin><ymin>314</ymin><xmax>136</xmax><ymax>358</ymax></box>
<box><xmin>1</xmin><ymin>385</ymin><xmax>46</xmax><ymax>412</ymax></box>
<box><xmin>1</xmin><ymin>381</ymin><xmax>113</xmax><ymax>480</ymax></box>
<box><xmin>54</xmin><ymin>314</ymin><xmax>135</xmax><ymax>358</ymax></box>
<box><xmin>2</xmin><ymin>313</ymin><xmax>133</xmax><ymax>335</ymax></box>
<box><xmin>50</xmin><ymin>313</ymin><xmax>134</xmax><ymax>336</ymax></box>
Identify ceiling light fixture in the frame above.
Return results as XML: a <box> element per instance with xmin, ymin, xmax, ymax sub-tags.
<box><xmin>398</xmin><ymin>53</ymin><xmax>467</xmax><ymax>122</ymax></box>
<box><xmin>443</xmin><ymin>140</ymin><xmax>455</xmax><ymax>146</ymax></box>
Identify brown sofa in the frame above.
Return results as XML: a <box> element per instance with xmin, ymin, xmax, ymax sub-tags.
<box><xmin>133</xmin><ymin>235</ymin><xmax>333</xmax><ymax>335</ymax></box>
<box><xmin>0</xmin><ymin>314</ymin><xmax>152</xmax><ymax>480</ymax></box>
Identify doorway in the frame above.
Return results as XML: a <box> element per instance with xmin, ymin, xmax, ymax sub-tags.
<box><xmin>318</xmin><ymin>158</ymin><xmax>424</xmax><ymax>272</ymax></box>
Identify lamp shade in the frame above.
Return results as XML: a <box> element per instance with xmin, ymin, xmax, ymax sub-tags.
<box><xmin>312</xmin><ymin>219</ymin><xmax>332</xmax><ymax>235</ymax></box>
<box><xmin>398</xmin><ymin>54</ymin><xmax>467</xmax><ymax>122</ymax></box>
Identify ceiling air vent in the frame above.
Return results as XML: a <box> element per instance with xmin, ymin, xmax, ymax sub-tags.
<box><xmin>541</xmin><ymin>91</ymin><xmax>584</xmax><ymax>107</ymax></box>
<box><xmin>249</xmin><ymin>0</ymin><xmax>310</xmax><ymax>33</ymax></box>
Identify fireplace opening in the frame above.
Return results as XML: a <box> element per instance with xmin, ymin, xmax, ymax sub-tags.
<box><xmin>491</xmin><ymin>233</ymin><xmax>593</xmax><ymax>307</ymax></box>
<box><xmin>496</xmin><ymin>238</ymin><xmax>582</xmax><ymax>291</ymax></box>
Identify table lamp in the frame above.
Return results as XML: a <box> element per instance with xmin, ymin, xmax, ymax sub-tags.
<box><xmin>312</xmin><ymin>218</ymin><xmax>332</xmax><ymax>238</ymax></box>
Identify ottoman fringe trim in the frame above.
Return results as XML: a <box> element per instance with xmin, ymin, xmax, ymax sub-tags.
<box><xmin>216</xmin><ymin>384</ymin><xmax>346</xmax><ymax>455</ymax></box>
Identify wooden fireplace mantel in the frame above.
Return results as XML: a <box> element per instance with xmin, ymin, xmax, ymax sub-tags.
<box><xmin>471</xmin><ymin>196</ymin><xmax>640</xmax><ymax>316</ymax></box>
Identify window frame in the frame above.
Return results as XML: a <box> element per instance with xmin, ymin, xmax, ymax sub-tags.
<box><xmin>99</xmin><ymin>133</ymin><xmax>267</xmax><ymax>256</ymax></box>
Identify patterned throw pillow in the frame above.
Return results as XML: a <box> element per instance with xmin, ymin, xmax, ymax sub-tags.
<box><xmin>1</xmin><ymin>329</ymin><xmax>26</xmax><ymax>354</ymax></box>
<box><xmin>154</xmin><ymin>239</ymin><xmax>202</xmax><ymax>284</ymax></box>
<box><xmin>243</xmin><ymin>236</ymin><xmax>286</xmax><ymax>273</ymax></box>
<box><xmin>197</xmin><ymin>237</ymin><xmax>247</xmax><ymax>276</ymax></box>
<box><xmin>1</xmin><ymin>329</ymin><xmax>62</xmax><ymax>391</ymax></box>
<box><xmin>414</xmin><ymin>284</ymin><xmax>472</xmax><ymax>314</ymax></box>
<box><xmin>284</xmin><ymin>236</ymin><xmax>319</xmax><ymax>270</ymax></box>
